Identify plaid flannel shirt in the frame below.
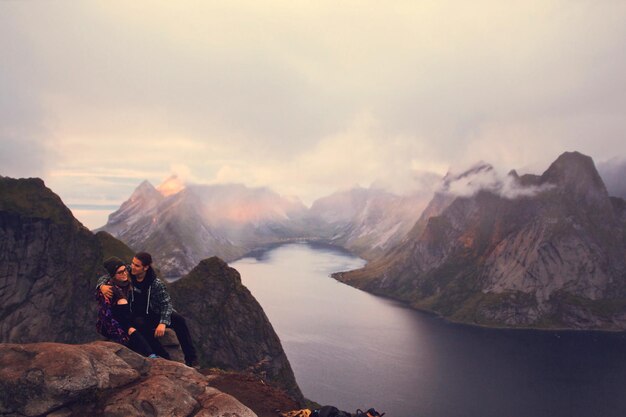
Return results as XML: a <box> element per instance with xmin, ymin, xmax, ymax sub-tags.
<box><xmin>148</xmin><ymin>277</ymin><xmax>173</xmax><ymax>326</ymax></box>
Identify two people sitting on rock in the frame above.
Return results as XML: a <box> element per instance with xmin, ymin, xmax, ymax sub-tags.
<box><xmin>96</xmin><ymin>257</ymin><xmax>159</xmax><ymax>358</ymax></box>
<box><xmin>96</xmin><ymin>252</ymin><xmax>199</xmax><ymax>367</ymax></box>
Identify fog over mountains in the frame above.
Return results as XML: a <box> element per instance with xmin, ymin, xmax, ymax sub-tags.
<box><xmin>97</xmin><ymin>177</ymin><xmax>311</xmax><ymax>277</ymax></box>
<box><xmin>98</xmin><ymin>176</ymin><xmax>433</xmax><ymax>278</ymax></box>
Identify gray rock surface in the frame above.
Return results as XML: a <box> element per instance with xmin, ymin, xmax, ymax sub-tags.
<box><xmin>169</xmin><ymin>257</ymin><xmax>304</xmax><ymax>403</ymax></box>
<box><xmin>308</xmin><ymin>186</ymin><xmax>433</xmax><ymax>260</ymax></box>
<box><xmin>160</xmin><ymin>328</ymin><xmax>186</xmax><ymax>363</ymax></box>
<box><xmin>0</xmin><ymin>178</ymin><xmax>101</xmax><ymax>344</ymax></box>
<box><xmin>0</xmin><ymin>341</ymin><xmax>257</xmax><ymax>417</ymax></box>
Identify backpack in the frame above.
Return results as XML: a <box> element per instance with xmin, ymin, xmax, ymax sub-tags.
<box><xmin>281</xmin><ymin>410</ymin><xmax>311</xmax><ymax>417</ymax></box>
<box><xmin>355</xmin><ymin>408</ymin><xmax>385</xmax><ymax>417</ymax></box>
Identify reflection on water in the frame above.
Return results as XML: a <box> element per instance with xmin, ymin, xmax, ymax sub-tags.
<box><xmin>233</xmin><ymin>243</ymin><xmax>626</xmax><ymax>417</ymax></box>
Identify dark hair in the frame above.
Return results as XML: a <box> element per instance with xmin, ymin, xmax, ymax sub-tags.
<box><xmin>135</xmin><ymin>252</ymin><xmax>153</xmax><ymax>267</ymax></box>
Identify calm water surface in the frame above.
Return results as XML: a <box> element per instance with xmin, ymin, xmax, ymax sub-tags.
<box><xmin>232</xmin><ymin>243</ymin><xmax>626</xmax><ymax>417</ymax></box>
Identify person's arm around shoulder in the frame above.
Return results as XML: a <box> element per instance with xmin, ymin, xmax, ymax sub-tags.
<box><xmin>96</xmin><ymin>274</ymin><xmax>113</xmax><ymax>299</ymax></box>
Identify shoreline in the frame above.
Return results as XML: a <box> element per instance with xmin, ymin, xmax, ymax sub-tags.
<box><xmin>331</xmin><ymin>270</ymin><xmax>626</xmax><ymax>335</ymax></box>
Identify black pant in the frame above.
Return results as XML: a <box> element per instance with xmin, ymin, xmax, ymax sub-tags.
<box><xmin>127</xmin><ymin>331</ymin><xmax>155</xmax><ymax>357</ymax></box>
<box><xmin>132</xmin><ymin>315</ymin><xmax>169</xmax><ymax>359</ymax></box>
<box><xmin>169</xmin><ymin>311</ymin><xmax>197</xmax><ymax>364</ymax></box>
<box><xmin>111</xmin><ymin>303</ymin><xmax>158</xmax><ymax>357</ymax></box>
<box><xmin>134</xmin><ymin>312</ymin><xmax>197</xmax><ymax>364</ymax></box>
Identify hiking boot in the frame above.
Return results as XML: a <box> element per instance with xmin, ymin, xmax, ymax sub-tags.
<box><xmin>185</xmin><ymin>358</ymin><xmax>200</xmax><ymax>369</ymax></box>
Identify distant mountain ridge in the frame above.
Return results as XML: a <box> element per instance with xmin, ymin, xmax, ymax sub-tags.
<box><xmin>308</xmin><ymin>187</ymin><xmax>432</xmax><ymax>259</ymax></box>
<box><xmin>99</xmin><ymin>178</ymin><xmax>429</xmax><ymax>277</ymax></box>
<box><xmin>98</xmin><ymin>180</ymin><xmax>311</xmax><ymax>278</ymax></box>
<box><xmin>335</xmin><ymin>152</ymin><xmax>626</xmax><ymax>330</ymax></box>
<box><xmin>95</xmin><ymin>152</ymin><xmax>626</xmax><ymax>330</ymax></box>
<box><xmin>4</xmin><ymin>150</ymin><xmax>626</xmax><ymax>336</ymax></box>
<box><xmin>98</xmin><ymin>154</ymin><xmax>626</xmax><ymax>283</ymax></box>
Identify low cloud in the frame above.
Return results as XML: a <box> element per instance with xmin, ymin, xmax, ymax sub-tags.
<box><xmin>440</xmin><ymin>162</ymin><xmax>554</xmax><ymax>200</ymax></box>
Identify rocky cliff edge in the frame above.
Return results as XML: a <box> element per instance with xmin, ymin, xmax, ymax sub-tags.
<box><xmin>0</xmin><ymin>341</ymin><xmax>258</xmax><ymax>417</ymax></box>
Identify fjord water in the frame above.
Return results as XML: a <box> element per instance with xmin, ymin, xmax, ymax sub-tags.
<box><xmin>233</xmin><ymin>243</ymin><xmax>626</xmax><ymax>417</ymax></box>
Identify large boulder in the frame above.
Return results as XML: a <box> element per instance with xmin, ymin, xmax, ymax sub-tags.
<box><xmin>0</xmin><ymin>341</ymin><xmax>257</xmax><ymax>417</ymax></box>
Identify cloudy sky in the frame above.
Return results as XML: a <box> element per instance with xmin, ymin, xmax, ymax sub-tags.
<box><xmin>2</xmin><ymin>1</ymin><xmax>626</xmax><ymax>229</ymax></box>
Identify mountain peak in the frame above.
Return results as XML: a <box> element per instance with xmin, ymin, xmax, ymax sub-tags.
<box><xmin>541</xmin><ymin>151</ymin><xmax>608</xmax><ymax>199</ymax></box>
<box><xmin>337</xmin><ymin>152</ymin><xmax>626</xmax><ymax>330</ymax></box>
<box><xmin>157</xmin><ymin>175</ymin><xmax>185</xmax><ymax>197</ymax></box>
<box><xmin>545</xmin><ymin>151</ymin><xmax>595</xmax><ymax>174</ymax></box>
<box><xmin>126</xmin><ymin>180</ymin><xmax>162</xmax><ymax>205</ymax></box>
<box><xmin>169</xmin><ymin>256</ymin><xmax>304</xmax><ymax>401</ymax></box>
<box><xmin>101</xmin><ymin>180</ymin><xmax>163</xmax><ymax>231</ymax></box>
<box><xmin>132</xmin><ymin>180</ymin><xmax>158</xmax><ymax>196</ymax></box>
<box><xmin>0</xmin><ymin>176</ymin><xmax>82</xmax><ymax>227</ymax></box>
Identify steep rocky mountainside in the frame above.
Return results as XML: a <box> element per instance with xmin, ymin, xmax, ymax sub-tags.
<box><xmin>0</xmin><ymin>176</ymin><xmax>303</xmax><ymax>404</ymax></box>
<box><xmin>0</xmin><ymin>177</ymin><xmax>102</xmax><ymax>344</ymax></box>
<box><xmin>102</xmin><ymin>179</ymin><xmax>164</xmax><ymax>237</ymax></box>
<box><xmin>169</xmin><ymin>257</ymin><xmax>304</xmax><ymax>402</ymax></box>
<box><xmin>308</xmin><ymin>187</ymin><xmax>432</xmax><ymax>260</ymax></box>
<box><xmin>98</xmin><ymin>181</ymin><xmax>311</xmax><ymax>278</ymax></box>
<box><xmin>0</xmin><ymin>341</ymin><xmax>259</xmax><ymax>417</ymax></box>
<box><xmin>337</xmin><ymin>152</ymin><xmax>626</xmax><ymax>330</ymax></box>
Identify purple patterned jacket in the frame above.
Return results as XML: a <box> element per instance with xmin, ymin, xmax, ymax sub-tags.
<box><xmin>95</xmin><ymin>278</ymin><xmax>130</xmax><ymax>345</ymax></box>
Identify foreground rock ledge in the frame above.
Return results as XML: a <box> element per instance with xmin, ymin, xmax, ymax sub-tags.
<box><xmin>0</xmin><ymin>341</ymin><xmax>257</xmax><ymax>417</ymax></box>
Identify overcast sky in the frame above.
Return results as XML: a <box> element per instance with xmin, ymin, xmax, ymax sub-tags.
<box><xmin>2</xmin><ymin>1</ymin><xmax>626</xmax><ymax>229</ymax></box>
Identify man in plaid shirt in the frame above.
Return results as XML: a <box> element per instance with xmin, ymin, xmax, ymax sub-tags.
<box><xmin>98</xmin><ymin>251</ymin><xmax>198</xmax><ymax>367</ymax></box>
